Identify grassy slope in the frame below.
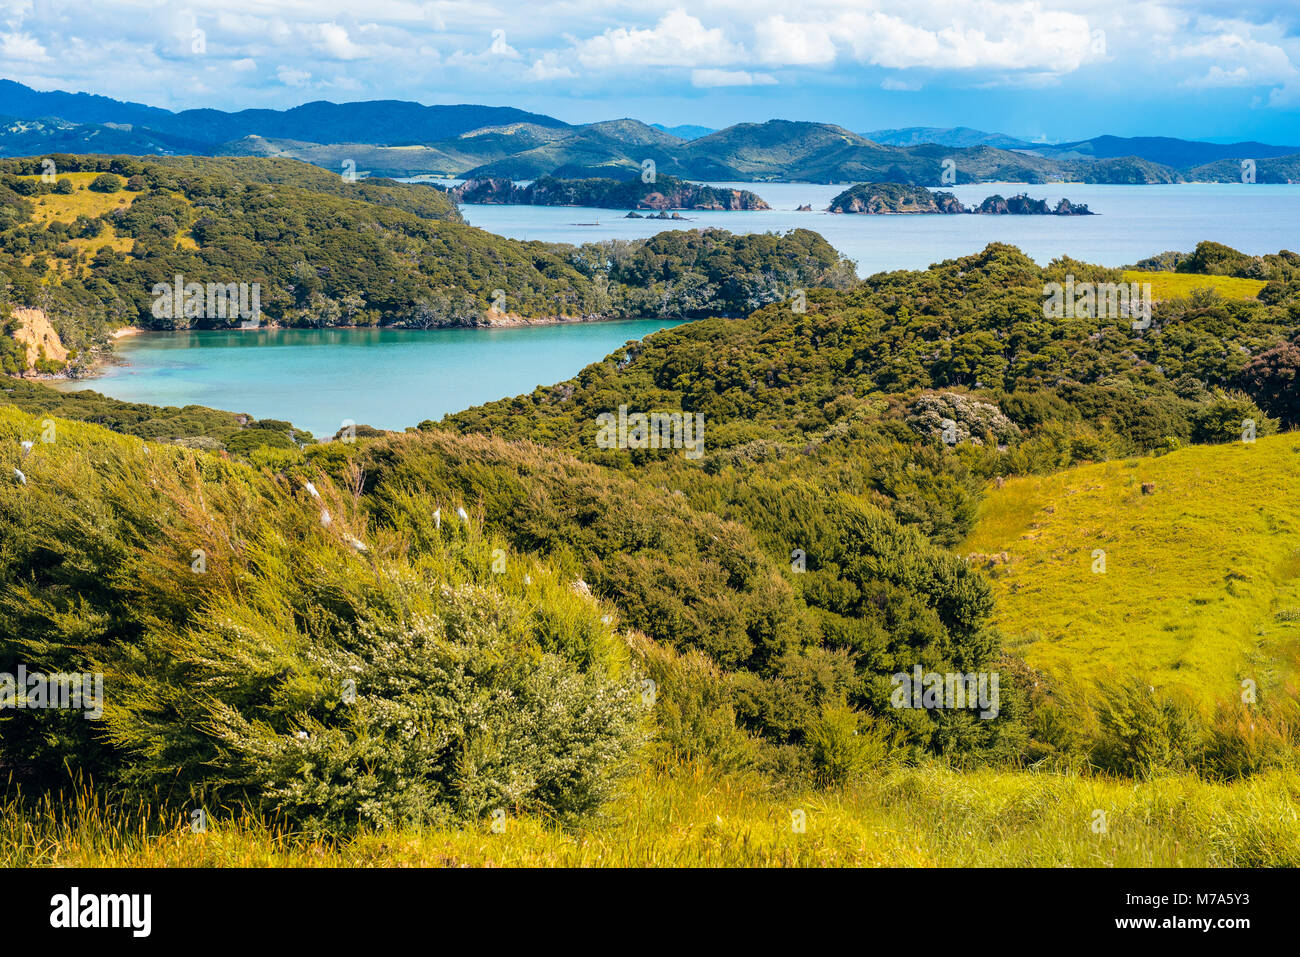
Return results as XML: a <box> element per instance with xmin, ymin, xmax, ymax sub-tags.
<box><xmin>1123</xmin><ymin>269</ymin><xmax>1267</xmax><ymax>301</ymax></box>
<box><xmin>963</xmin><ymin>433</ymin><xmax>1300</xmax><ymax>709</ymax></box>
<box><xmin>7</xmin><ymin>765</ymin><xmax>1297</xmax><ymax>867</ymax></box>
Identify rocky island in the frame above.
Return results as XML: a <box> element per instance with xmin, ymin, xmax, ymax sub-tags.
<box><xmin>827</xmin><ymin>182</ymin><xmax>1092</xmax><ymax>215</ymax></box>
<box><xmin>450</xmin><ymin>174</ymin><xmax>770</xmax><ymax>211</ymax></box>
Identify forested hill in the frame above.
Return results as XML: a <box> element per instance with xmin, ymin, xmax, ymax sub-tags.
<box><xmin>0</xmin><ymin>154</ymin><xmax>854</xmax><ymax>374</ymax></box>
<box><xmin>450</xmin><ymin>174</ymin><xmax>770</xmax><ymax>210</ymax></box>
<box><xmin>827</xmin><ymin>182</ymin><xmax>1092</xmax><ymax>215</ymax></box>
<box><xmin>445</xmin><ymin>241</ymin><xmax>1300</xmax><ymax>462</ymax></box>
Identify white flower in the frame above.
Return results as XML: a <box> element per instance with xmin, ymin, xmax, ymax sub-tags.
<box><xmin>304</xmin><ymin>481</ymin><xmax>320</xmax><ymax>499</ymax></box>
<box><xmin>320</xmin><ymin>509</ymin><xmax>332</xmax><ymax>527</ymax></box>
<box><xmin>13</xmin><ymin>467</ymin><xmax>25</xmax><ymax>485</ymax></box>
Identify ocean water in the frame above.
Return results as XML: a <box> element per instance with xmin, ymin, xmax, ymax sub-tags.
<box><xmin>458</xmin><ymin>181</ymin><xmax>1300</xmax><ymax>276</ymax></box>
<box><xmin>53</xmin><ymin>321</ymin><xmax>687</xmax><ymax>438</ymax></box>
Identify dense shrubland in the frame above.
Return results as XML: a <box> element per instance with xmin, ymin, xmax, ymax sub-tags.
<box><xmin>0</xmin><ymin>408</ymin><xmax>646</xmax><ymax>831</ymax></box>
<box><xmin>3</xmin><ymin>238</ymin><xmax>1300</xmax><ymax>838</ymax></box>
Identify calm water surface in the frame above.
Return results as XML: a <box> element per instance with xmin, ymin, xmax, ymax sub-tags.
<box><xmin>459</xmin><ymin>182</ymin><xmax>1300</xmax><ymax>275</ymax></box>
<box><xmin>54</xmin><ymin>321</ymin><xmax>687</xmax><ymax>438</ymax></box>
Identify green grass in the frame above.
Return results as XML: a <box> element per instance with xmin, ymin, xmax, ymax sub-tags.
<box><xmin>5</xmin><ymin>764</ymin><xmax>1297</xmax><ymax>867</ymax></box>
<box><xmin>1123</xmin><ymin>270</ymin><xmax>1267</xmax><ymax>301</ymax></box>
<box><xmin>963</xmin><ymin>433</ymin><xmax>1300</xmax><ymax>709</ymax></box>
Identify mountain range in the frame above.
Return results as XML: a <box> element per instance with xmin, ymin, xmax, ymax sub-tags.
<box><xmin>0</xmin><ymin>80</ymin><xmax>1296</xmax><ymax>184</ymax></box>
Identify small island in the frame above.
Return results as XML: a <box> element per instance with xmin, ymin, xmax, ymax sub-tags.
<box><xmin>451</xmin><ymin>174</ymin><xmax>770</xmax><ymax>211</ymax></box>
<box><xmin>827</xmin><ymin>182</ymin><xmax>1092</xmax><ymax>215</ymax></box>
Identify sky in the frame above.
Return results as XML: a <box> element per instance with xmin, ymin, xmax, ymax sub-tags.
<box><xmin>1</xmin><ymin>1</ymin><xmax>1299</xmax><ymax>143</ymax></box>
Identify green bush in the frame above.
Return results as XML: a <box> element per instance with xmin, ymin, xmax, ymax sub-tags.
<box><xmin>1091</xmin><ymin>683</ymin><xmax>1201</xmax><ymax>778</ymax></box>
<box><xmin>87</xmin><ymin>173</ymin><xmax>123</xmax><ymax>193</ymax></box>
<box><xmin>0</xmin><ymin>409</ymin><xmax>645</xmax><ymax>832</ymax></box>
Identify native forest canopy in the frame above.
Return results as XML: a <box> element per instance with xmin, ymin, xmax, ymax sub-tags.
<box><xmin>0</xmin><ymin>154</ymin><xmax>853</xmax><ymax>375</ymax></box>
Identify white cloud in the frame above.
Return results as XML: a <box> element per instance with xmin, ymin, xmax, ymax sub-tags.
<box><xmin>276</xmin><ymin>66</ymin><xmax>312</xmax><ymax>87</ymax></box>
<box><xmin>0</xmin><ymin>30</ymin><xmax>45</xmax><ymax>60</ymax></box>
<box><xmin>231</xmin><ymin>57</ymin><xmax>258</xmax><ymax>72</ymax></box>
<box><xmin>527</xmin><ymin>55</ymin><xmax>574</xmax><ymax>81</ymax></box>
<box><xmin>690</xmin><ymin>68</ymin><xmax>776</xmax><ymax>87</ymax></box>
<box><xmin>831</xmin><ymin>5</ymin><xmax>1099</xmax><ymax>72</ymax></box>
<box><xmin>576</xmin><ymin>10</ymin><xmax>744</xmax><ymax>69</ymax></box>
<box><xmin>314</xmin><ymin>22</ymin><xmax>366</xmax><ymax>60</ymax></box>
<box><xmin>1174</xmin><ymin>27</ymin><xmax>1297</xmax><ymax>88</ymax></box>
<box><xmin>753</xmin><ymin>16</ymin><xmax>836</xmax><ymax>66</ymax></box>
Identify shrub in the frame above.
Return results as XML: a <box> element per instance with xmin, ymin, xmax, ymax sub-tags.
<box><xmin>88</xmin><ymin>173</ymin><xmax>123</xmax><ymax>194</ymax></box>
<box><xmin>1238</xmin><ymin>337</ymin><xmax>1300</xmax><ymax>426</ymax></box>
<box><xmin>1188</xmin><ymin>390</ymin><xmax>1277</xmax><ymax>444</ymax></box>
<box><xmin>0</xmin><ymin>409</ymin><xmax>645</xmax><ymax>832</ymax></box>
<box><xmin>1090</xmin><ymin>683</ymin><xmax>1201</xmax><ymax>778</ymax></box>
<box><xmin>807</xmin><ymin>703</ymin><xmax>889</xmax><ymax>786</ymax></box>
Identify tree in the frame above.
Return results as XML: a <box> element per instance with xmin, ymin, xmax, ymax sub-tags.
<box><xmin>1238</xmin><ymin>337</ymin><xmax>1300</xmax><ymax>426</ymax></box>
<box><xmin>88</xmin><ymin>173</ymin><xmax>123</xmax><ymax>193</ymax></box>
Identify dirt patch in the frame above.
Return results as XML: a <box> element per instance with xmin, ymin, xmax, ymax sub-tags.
<box><xmin>10</xmin><ymin>307</ymin><xmax>68</xmax><ymax>371</ymax></box>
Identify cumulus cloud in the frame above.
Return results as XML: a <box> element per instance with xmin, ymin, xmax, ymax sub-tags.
<box><xmin>753</xmin><ymin>16</ymin><xmax>836</xmax><ymax>66</ymax></box>
<box><xmin>276</xmin><ymin>66</ymin><xmax>312</xmax><ymax>88</ymax></box>
<box><xmin>575</xmin><ymin>10</ymin><xmax>744</xmax><ymax>69</ymax></box>
<box><xmin>313</xmin><ymin>22</ymin><xmax>366</xmax><ymax>60</ymax></box>
<box><xmin>690</xmin><ymin>68</ymin><xmax>777</xmax><ymax>87</ymax></box>
<box><xmin>527</xmin><ymin>55</ymin><xmax>574</xmax><ymax>81</ymax></box>
<box><xmin>1174</xmin><ymin>26</ymin><xmax>1297</xmax><ymax>88</ymax></box>
<box><xmin>0</xmin><ymin>31</ymin><xmax>45</xmax><ymax>60</ymax></box>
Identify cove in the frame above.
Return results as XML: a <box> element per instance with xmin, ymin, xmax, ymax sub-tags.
<box><xmin>53</xmin><ymin>321</ymin><xmax>688</xmax><ymax>440</ymax></box>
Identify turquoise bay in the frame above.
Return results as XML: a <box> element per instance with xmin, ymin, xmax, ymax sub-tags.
<box><xmin>55</xmin><ymin>321</ymin><xmax>687</xmax><ymax>439</ymax></box>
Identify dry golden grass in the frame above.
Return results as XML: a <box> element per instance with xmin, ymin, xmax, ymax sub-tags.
<box><xmin>5</xmin><ymin>764</ymin><xmax>1298</xmax><ymax>867</ymax></box>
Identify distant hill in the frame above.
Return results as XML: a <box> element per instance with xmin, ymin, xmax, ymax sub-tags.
<box><xmin>0</xmin><ymin>114</ymin><xmax>209</xmax><ymax>157</ymax></box>
<box><xmin>0</xmin><ymin>80</ymin><xmax>1295</xmax><ymax>185</ymax></box>
<box><xmin>860</xmin><ymin>126</ymin><xmax>1300</xmax><ymax>172</ymax></box>
<box><xmin>1032</xmin><ymin>134</ymin><xmax>1300</xmax><ymax>167</ymax></box>
<box><xmin>0</xmin><ymin>80</ymin><xmax>569</xmax><ymax>146</ymax></box>
<box><xmin>863</xmin><ymin>126</ymin><xmax>1038</xmax><ymax>150</ymax></box>
<box><xmin>1185</xmin><ymin>154</ymin><xmax>1300</xmax><ymax>184</ymax></box>
<box><xmin>650</xmin><ymin>123</ymin><xmax>715</xmax><ymax>141</ymax></box>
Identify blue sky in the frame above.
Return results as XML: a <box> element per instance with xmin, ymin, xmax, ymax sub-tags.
<box><xmin>2</xmin><ymin>1</ymin><xmax>1299</xmax><ymax>143</ymax></box>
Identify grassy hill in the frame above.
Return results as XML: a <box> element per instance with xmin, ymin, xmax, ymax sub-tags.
<box><xmin>1123</xmin><ymin>270</ymin><xmax>1267</xmax><ymax>301</ymax></box>
<box><xmin>963</xmin><ymin>434</ymin><xmax>1300</xmax><ymax>709</ymax></box>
